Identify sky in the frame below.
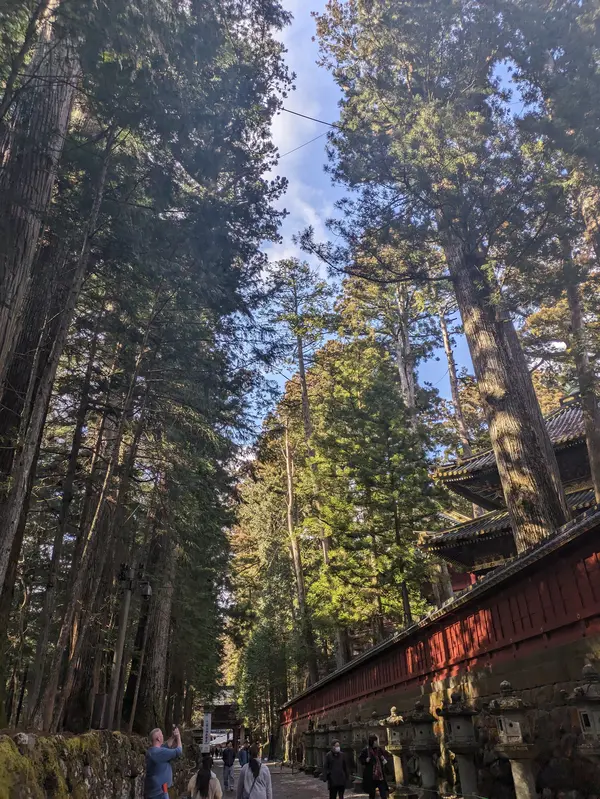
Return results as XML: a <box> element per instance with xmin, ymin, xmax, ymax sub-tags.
<box><xmin>265</xmin><ymin>0</ymin><xmax>473</xmax><ymax>401</ymax></box>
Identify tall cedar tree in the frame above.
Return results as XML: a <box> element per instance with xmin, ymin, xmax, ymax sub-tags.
<box><xmin>311</xmin><ymin>0</ymin><xmax>570</xmax><ymax>551</ymax></box>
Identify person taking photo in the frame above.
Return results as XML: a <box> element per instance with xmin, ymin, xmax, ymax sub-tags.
<box><xmin>144</xmin><ymin>725</ymin><xmax>182</xmax><ymax>799</ymax></box>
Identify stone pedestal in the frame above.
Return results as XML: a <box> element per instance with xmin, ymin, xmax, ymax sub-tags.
<box><xmin>386</xmin><ymin>706</ymin><xmax>412</xmax><ymax>796</ymax></box>
<box><xmin>437</xmin><ymin>691</ymin><xmax>479</xmax><ymax>798</ymax></box>
<box><xmin>303</xmin><ymin>727</ymin><xmax>315</xmax><ymax>773</ymax></box>
<box><xmin>314</xmin><ymin>725</ymin><xmax>328</xmax><ymax>776</ymax></box>
<box><xmin>489</xmin><ymin>681</ymin><xmax>539</xmax><ymax>799</ymax></box>
<box><xmin>338</xmin><ymin>719</ymin><xmax>354</xmax><ymax>788</ymax></box>
<box><xmin>404</xmin><ymin>700</ymin><xmax>439</xmax><ymax>797</ymax></box>
<box><xmin>351</xmin><ymin>715</ymin><xmax>366</xmax><ymax>791</ymax></box>
<box><xmin>455</xmin><ymin>754</ymin><xmax>478</xmax><ymax>798</ymax></box>
<box><xmin>508</xmin><ymin>758</ymin><xmax>537</xmax><ymax>799</ymax></box>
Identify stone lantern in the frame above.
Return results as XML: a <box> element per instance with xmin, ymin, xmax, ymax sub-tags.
<box><xmin>328</xmin><ymin>720</ymin><xmax>339</xmax><ymax>749</ymax></box>
<box><xmin>404</xmin><ymin>699</ymin><xmax>438</xmax><ymax>794</ymax></box>
<box><xmin>570</xmin><ymin>663</ymin><xmax>600</xmax><ymax>759</ymax></box>
<box><xmin>314</xmin><ymin>723</ymin><xmax>329</xmax><ymax>776</ymax></box>
<box><xmin>437</xmin><ymin>691</ymin><xmax>479</xmax><ymax>798</ymax></box>
<box><xmin>351</xmin><ymin>714</ymin><xmax>367</xmax><ymax>790</ymax></box>
<box><xmin>385</xmin><ymin>705</ymin><xmax>412</xmax><ymax>795</ymax></box>
<box><xmin>366</xmin><ymin>710</ymin><xmax>387</xmax><ymax>746</ymax></box>
<box><xmin>303</xmin><ymin>718</ymin><xmax>316</xmax><ymax>772</ymax></box>
<box><xmin>338</xmin><ymin>718</ymin><xmax>354</xmax><ymax>787</ymax></box>
<box><xmin>489</xmin><ymin>681</ymin><xmax>538</xmax><ymax>799</ymax></box>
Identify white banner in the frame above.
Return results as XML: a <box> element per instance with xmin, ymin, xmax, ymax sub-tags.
<box><xmin>201</xmin><ymin>711</ymin><xmax>212</xmax><ymax>753</ymax></box>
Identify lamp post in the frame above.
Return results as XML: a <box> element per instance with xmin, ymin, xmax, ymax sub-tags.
<box><xmin>105</xmin><ymin>563</ymin><xmax>152</xmax><ymax>730</ymax></box>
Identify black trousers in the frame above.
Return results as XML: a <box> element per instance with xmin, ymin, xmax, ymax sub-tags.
<box><xmin>368</xmin><ymin>782</ymin><xmax>388</xmax><ymax>799</ymax></box>
<box><xmin>329</xmin><ymin>786</ymin><xmax>345</xmax><ymax>799</ymax></box>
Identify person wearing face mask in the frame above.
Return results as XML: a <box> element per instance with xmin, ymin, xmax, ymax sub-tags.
<box><xmin>323</xmin><ymin>739</ymin><xmax>349</xmax><ymax>799</ymax></box>
<box><xmin>359</xmin><ymin>735</ymin><xmax>390</xmax><ymax>799</ymax></box>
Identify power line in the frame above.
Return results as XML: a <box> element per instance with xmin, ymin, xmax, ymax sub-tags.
<box><xmin>281</xmin><ymin>107</ymin><xmax>341</xmax><ymax>129</ymax></box>
<box><xmin>279</xmin><ymin>132</ymin><xmax>328</xmax><ymax>159</ymax></box>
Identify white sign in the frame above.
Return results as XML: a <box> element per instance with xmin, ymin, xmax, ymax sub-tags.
<box><xmin>201</xmin><ymin>711</ymin><xmax>212</xmax><ymax>753</ymax></box>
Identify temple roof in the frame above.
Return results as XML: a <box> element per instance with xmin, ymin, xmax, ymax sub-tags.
<box><xmin>433</xmin><ymin>396</ymin><xmax>584</xmax><ymax>483</ymax></box>
<box><xmin>424</xmin><ymin>486</ymin><xmax>595</xmax><ymax>552</ymax></box>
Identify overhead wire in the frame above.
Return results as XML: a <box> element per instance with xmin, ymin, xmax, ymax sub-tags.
<box><xmin>281</xmin><ymin>107</ymin><xmax>341</xmax><ymax>129</ymax></box>
<box><xmin>278</xmin><ymin>131</ymin><xmax>329</xmax><ymax>159</ymax></box>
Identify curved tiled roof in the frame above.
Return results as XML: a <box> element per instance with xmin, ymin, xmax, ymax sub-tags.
<box><xmin>433</xmin><ymin>398</ymin><xmax>584</xmax><ymax>481</ymax></box>
<box><xmin>425</xmin><ymin>486</ymin><xmax>595</xmax><ymax>549</ymax></box>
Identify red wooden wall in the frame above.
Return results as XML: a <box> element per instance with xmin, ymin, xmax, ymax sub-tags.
<box><xmin>282</xmin><ymin>529</ymin><xmax>600</xmax><ymax>725</ymax></box>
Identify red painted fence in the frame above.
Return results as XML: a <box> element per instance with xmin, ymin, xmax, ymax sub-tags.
<box><xmin>282</xmin><ymin>508</ymin><xmax>600</xmax><ymax>724</ymax></box>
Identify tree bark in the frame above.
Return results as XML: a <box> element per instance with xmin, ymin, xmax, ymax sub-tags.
<box><xmin>439</xmin><ymin>312</ymin><xmax>485</xmax><ymax>518</ymax></box>
<box><xmin>133</xmin><ymin>532</ymin><xmax>177</xmax><ymax>734</ymax></box>
<box><xmin>0</xmin><ymin>0</ymin><xmax>54</xmax><ymax>125</ymax></box>
<box><xmin>430</xmin><ymin>562</ymin><xmax>454</xmax><ymax>607</ymax></box>
<box><xmin>41</xmin><ymin>319</ymin><xmax>151</xmax><ymax>730</ymax></box>
<box><xmin>393</xmin><ymin>286</ymin><xmax>416</xmax><ymax>410</ymax></box>
<box><xmin>0</xmin><ymin>128</ymin><xmax>115</xmax><ymax>594</ymax></box>
<box><xmin>297</xmin><ymin>333</ymin><xmax>331</xmax><ymax>564</ymax></box>
<box><xmin>0</xmin><ymin>4</ymin><xmax>79</xmax><ymax>388</ymax></box>
<box><xmin>284</xmin><ymin>424</ymin><xmax>319</xmax><ymax>685</ymax></box>
<box><xmin>63</xmin><ymin>563</ymin><xmax>112</xmax><ymax>733</ymax></box>
<box><xmin>26</xmin><ymin>319</ymin><xmax>102</xmax><ymax>724</ymax></box>
<box><xmin>47</xmin><ymin>394</ymin><xmax>148</xmax><ymax>731</ymax></box>
<box><xmin>440</xmin><ymin>227</ymin><xmax>569</xmax><ymax>552</ymax></box>
<box><xmin>562</xmin><ymin>241</ymin><xmax>600</xmax><ymax>502</ymax></box>
<box><xmin>439</xmin><ymin>313</ymin><xmax>472</xmax><ymax>457</ymax></box>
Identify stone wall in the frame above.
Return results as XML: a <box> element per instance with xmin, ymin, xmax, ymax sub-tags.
<box><xmin>280</xmin><ymin>510</ymin><xmax>600</xmax><ymax>798</ymax></box>
<box><xmin>281</xmin><ymin>625</ymin><xmax>600</xmax><ymax>798</ymax></box>
<box><xmin>0</xmin><ymin>730</ymin><xmax>194</xmax><ymax>799</ymax></box>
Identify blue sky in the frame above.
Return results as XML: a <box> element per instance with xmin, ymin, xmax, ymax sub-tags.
<box><xmin>266</xmin><ymin>0</ymin><xmax>473</xmax><ymax>400</ymax></box>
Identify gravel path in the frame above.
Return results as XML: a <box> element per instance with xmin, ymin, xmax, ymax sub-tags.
<box><xmin>206</xmin><ymin>760</ymin><xmax>369</xmax><ymax>799</ymax></box>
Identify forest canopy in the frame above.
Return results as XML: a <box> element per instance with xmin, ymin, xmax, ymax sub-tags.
<box><xmin>0</xmin><ymin>0</ymin><xmax>598</xmax><ymax>744</ymax></box>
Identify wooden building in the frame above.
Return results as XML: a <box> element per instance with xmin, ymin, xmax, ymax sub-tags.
<box><xmin>423</xmin><ymin>395</ymin><xmax>595</xmax><ymax>587</ymax></box>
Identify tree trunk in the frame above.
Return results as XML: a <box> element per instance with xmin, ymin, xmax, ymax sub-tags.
<box><xmin>0</xmin><ymin>129</ymin><xmax>115</xmax><ymax>594</ymax></box>
<box><xmin>439</xmin><ymin>313</ymin><xmax>472</xmax><ymax>457</ymax></box>
<box><xmin>47</xmin><ymin>394</ymin><xmax>148</xmax><ymax>731</ymax></box>
<box><xmin>133</xmin><ymin>532</ymin><xmax>177</xmax><ymax>734</ymax></box>
<box><xmin>41</xmin><ymin>320</ymin><xmax>151</xmax><ymax>729</ymax></box>
<box><xmin>126</xmin><ymin>603</ymin><xmax>151</xmax><ymax>733</ymax></box>
<box><xmin>430</xmin><ymin>562</ymin><xmax>454</xmax><ymax>607</ymax></box>
<box><xmin>439</xmin><ymin>312</ymin><xmax>485</xmax><ymax>518</ymax></box>
<box><xmin>0</xmin><ymin>5</ymin><xmax>79</xmax><ymax>388</ymax></box>
<box><xmin>440</xmin><ymin>227</ymin><xmax>569</xmax><ymax>552</ymax></box>
<box><xmin>562</xmin><ymin>242</ymin><xmax>600</xmax><ymax>502</ymax></box>
<box><xmin>26</xmin><ymin>320</ymin><xmax>101</xmax><ymax>723</ymax></box>
<box><xmin>63</xmin><ymin>564</ymin><xmax>111</xmax><ymax>733</ymax></box>
<box><xmin>334</xmin><ymin>627</ymin><xmax>352</xmax><ymax>668</ymax></box>
<box><xmin>284</xmin><ymin>424</ymin><xmax>319</xmax><ymax>685</ymax></box>
<box><xmin>297</xmin><ymin>333</ymin><xmax>330</xmax><ymax>564</ymax></box>
<box><xmin>393</xmin><ymin>286</ymin><xmax>416</xmax><ymax>410</ymax></box>
<box><xmin>0</xmin><ymin>243</ymin><xmax>60</xmax><ymax>724</ymax></box>
<box><xmin>0</xmin><ymin>0</ymin><xmax>54</xmax><ymax>125</ymax></box>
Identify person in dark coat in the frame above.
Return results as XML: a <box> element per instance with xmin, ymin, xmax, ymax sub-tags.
<box><xmin>359</xmin><ymin>735</ymin><xmax>389</xmax><ymax>799</ymax></box>
<box><xmin>323</xmin><ymin>740</ymin><xmax>349</xmax><ymax>799</ymax></box>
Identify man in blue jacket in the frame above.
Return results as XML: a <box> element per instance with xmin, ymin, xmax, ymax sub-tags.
<box><xmin>145</xmin><ymin>726</ymin><xmax>182</xmax><ymax>798</ymax></box>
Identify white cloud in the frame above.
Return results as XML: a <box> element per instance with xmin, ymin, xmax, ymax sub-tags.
<box><xmin>261</xmin><ymin>0</ymin><xmax>343</xmax><ymax>273</ymax></box>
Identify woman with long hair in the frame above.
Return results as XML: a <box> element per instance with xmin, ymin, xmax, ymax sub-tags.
<box><xmin>359</xmin><ymin>735</ymin><xmax>390</xmax><ymax>799</ymax></box>
<box><xmin>236</xmin><ymin>744</ymin><xmax>272</xmax><ymax>799</ymax></box>
<box><xmin>188</xmin><ymin>755</ymin><xmax>223</xmax><ymax>799</ymax></box>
